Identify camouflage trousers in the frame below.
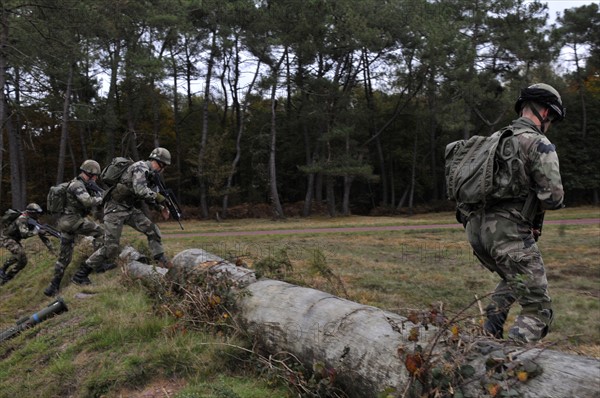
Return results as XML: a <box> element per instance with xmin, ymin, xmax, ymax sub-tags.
<box><xmin>54</xmin><ymin>216</ymin><xmax>104</xmax><ymax>277</ymax></box>
<box><xmin>465</xmin><ymin>208</ymin><xmax>553</xmax><ymax>343</ymax></box>
<box><xmin>0</xmin><ymin>236</ymin><xmax>27</xmax><ymax>281</ymax></box>
<box><xmin>85</xmin><ymin>207</ymin><xmax>164</xmax><ymax>270</ymax></box>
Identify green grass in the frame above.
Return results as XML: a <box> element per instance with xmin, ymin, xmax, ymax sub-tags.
<box><xmin>1</xmin><ymin>206</ymin><xmax>598</xmax><ymax>396</ymax></box>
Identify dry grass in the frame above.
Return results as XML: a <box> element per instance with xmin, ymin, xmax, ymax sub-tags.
<box><xmin>155</xmin><ymin>206</ymin><xmax>600</xmax><ymax>357</ymax></box>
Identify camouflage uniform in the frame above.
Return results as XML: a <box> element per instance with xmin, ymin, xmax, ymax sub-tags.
<box><xmin>83</xmin><ymin>160</ymin><xmax>167</xmax><ymax>274</ymax></box>
<box><xmin>465</xmin><ymin>116</ymin><xmax>564</xmax><ymax>343</ymax></box>
<box><xmin>0</xmin><ymin>213</ymin><xmax>54</xmax><ymax>284</ymax></box>
<box><xmin>44</xmin><ymin>176</ymin><xmax>105</xmax><ymax>295</ymax></box>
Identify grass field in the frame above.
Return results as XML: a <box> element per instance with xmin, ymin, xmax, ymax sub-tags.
<box><xmin>0</xmin><ymin>206</ymin><xmax>598</xmax><ymax>397</ymax></box>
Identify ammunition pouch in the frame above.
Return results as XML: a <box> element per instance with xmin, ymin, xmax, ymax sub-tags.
<box><xmin>111</xmin><ymin>183</ymin><xmax>135</xmax><ymax>205</ymax></box>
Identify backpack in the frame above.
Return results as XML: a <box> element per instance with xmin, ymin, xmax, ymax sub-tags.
<box><xmin>1</xmin><ymin>208</ymin><xmax>21</xmax><ymax>229</ymax></box>
<box><xmin>47</xmin><ymin>182</ymin><xmax>72</xmax><ymax>214</ymax></box>
<box><xmin>100</xmin><ymin>157</ymin><xmax>133</xmax><ymax>187</ymax></box>
<box><xmin>444</xmin><ymin>128</ymin><xmax>528</xmax><ymax>206</ymax></box>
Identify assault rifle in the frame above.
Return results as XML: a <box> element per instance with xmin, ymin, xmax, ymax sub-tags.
<box><xmin>0</xmin><ymin>298</ymin><xmax>68</xmax><ymax>343</ymax></box>
<box><xmin>27</xmin><ymin>218</ymin><xmax>61</xmax><ymax>239</ymax></box>
<box><xmin>86</xmin><ymin>179</ymin><xmax>105</xmax><ymax>197</ymax></box>
<box><xmin>153</xmin><ymin>173</ymin><xmax>184</xmax><ymax>230</ymax></box>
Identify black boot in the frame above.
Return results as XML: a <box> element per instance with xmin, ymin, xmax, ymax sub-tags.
<box><xmin>154</xmin><ymin>253</ymin><xmax>173</xmax><ymax>269</ymax></box>
<box><xmin>72</xmin><ymin>261</ymin><xmax>93</xmax><ymax>285</ymax></box>
<box><xmin>0</xmin><ymin>269</ymin><xmax>7</xmax><ymax>285</ymax></box>
<box><xmin>484</xmin><ymin>302</ymin><xmax>510</xmax><ymax>339</ymax></box>
<box><xmin>95</xmin><ymin>263</ymin><xmax>117</xmax><ymax>274</ymax></box>
<box><xmin>44</xmin><ymin>274</ymin><xmax>63</xmax><ymax>297</ymax></box>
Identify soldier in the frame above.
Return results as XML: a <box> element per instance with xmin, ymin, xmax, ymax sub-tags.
<box><xmin>0</xmin><ymin>203</ymin><xmax>55</xmax><ymax>285</ymax></box>
<box><xmin>464</xmin><ymin>83</ymin><xmax>565</xmax><ymax>343</ymax></box>
<box><xmin>43</xmin><ymin>160</ymin><xmax>106</xmax><ymax>296</ymax></box>
<box><xmin>71</xmin><ymin>148</ymin><xmax>173</xmax><ymax>285</ymax></box>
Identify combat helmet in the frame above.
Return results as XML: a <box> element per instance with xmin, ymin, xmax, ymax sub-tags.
<box><xmin>149</xmin><ymin>147</ymin><xmax>171</xmax><ymax>166</ymax></box>
<box><xmin>514</xmin><ymin>83</ymin><xmax>565</xmax><ymax>122</ymax></box>
<box><xmin>80</xmin><ymin>160</ymin><xmax>101</xmax><ymax>176</ymax></box>
<box><xmin>26</xmin><ymin>203</ymin><xmax>43</xmax><ymax>216</ymax></box>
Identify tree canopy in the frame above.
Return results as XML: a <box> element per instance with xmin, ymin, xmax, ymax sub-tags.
<box><xmin>1</xmin><ymin>0</ymin><xmax>598</xmax><ymax>216</ymax></box>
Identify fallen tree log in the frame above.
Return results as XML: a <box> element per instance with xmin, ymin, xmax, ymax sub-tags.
<box><xmin>123</xmin><ymin>247</ymin><xmax>600</xmax><ymax>397</ymax></box>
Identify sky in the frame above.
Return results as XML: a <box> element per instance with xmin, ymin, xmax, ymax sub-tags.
<box><xmin>543</xmin><ymin>0</ymin><xmax>599</xmax><ymax>20</ymax></box>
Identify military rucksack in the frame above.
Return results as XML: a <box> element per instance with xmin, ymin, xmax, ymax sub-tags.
<box><xmin>1</xmin><ymin>208</ymin><xmax>21</xmax><ymax>229</ymax></box>
<box><xmin>47</xmin><ymin>182</ymin><xmax>72</xmax><ymax>214</ymax></box>
<box><xmin>445</xmin><ymin>127</ymin><xmax>528</xmax><ymax>206</ymax></box>
<box><xmin>100</xmin><ymin>157</ymin><xmax>133</xmax><ymax>187</ymax></box>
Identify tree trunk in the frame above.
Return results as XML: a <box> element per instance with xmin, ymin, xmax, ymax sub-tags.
<box><xmin>56</xmin><ymin>63</ymin><xmax>74</xmax><ymax>185</ymax></box>
<box><xmin>222</xmin><ymin>54</ymin><xmax>261</xmax><ymax>219</ymax></box>
<box><xmin>326</xmin><ymin>175</ymin><xmax>336</xmax><ymax>217</ymax></box>
<box><xmin>268</xmin><ymin>51</ymin><xmax>286</xmax><ymax>219</ymax></box>
<box><xmin>104</xmin><ymin>41</ymin><xmax>121</xmax><ymax>161</ymax></box>
<box><xmin>198</xmin><ymin>30</ymin><xmax>216</xmax><ymax>219</ymax></box>
<box><xmin>125</xmin><ymin>247</ymin><xmax>600</xmax><ymax>398</ymax></box>
<box><xmin>0</xmin><ymin>9</ymin><xmax>7</xmax><ymax>208</ymax></box>
<box><xmin>408</xmin><ymin>136</ymin><xmax>418</xmax><ymax>215</ymax></box>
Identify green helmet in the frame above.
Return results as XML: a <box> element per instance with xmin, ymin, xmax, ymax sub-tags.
<box><xmin>26</xmin><ymin>203</ymin><xmax>43</xmax><ymax>215</ymax></box>
<box><xmin>514</xmin><ymin>83</ymin><xmax>565</xmax><ymax>122</ymax></box>
<box><xmin>149</xmin><ymin>147</ymin><xmax>171</xmax><ymax>165</ymax></box>
<box><xmin>80</xmin><ymin>160</ymin><xmax>101</xmax><ymax>176</ymax></box>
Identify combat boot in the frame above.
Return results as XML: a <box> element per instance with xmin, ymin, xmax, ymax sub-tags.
<box><xmin>483</xmin><ymin>302</ymin><xmax>510</xmax><ymax>339</ymax></box>
<box><xmin>44</xmin><ymin>274</ymin><xmax>62</xmax><ymax>297</ymax></box>
<box><xmin>72</xmin><ymin>261</ymin><xmax>93</xmax><ymax>285</ymax></box>
<box><xmin>154</xmin><ymin>253</ymin><xmax>173</xmax><ymax>269</ymax></box>
<box><xmin>95</xmin><ymin>263</ymin><xmax>117</xmax><ymax>274</ymax></box>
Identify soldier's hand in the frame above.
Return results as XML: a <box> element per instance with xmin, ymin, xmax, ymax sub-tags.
<box><xmin>161</xmin><ymin>206</ymin><xmax>170</xmax><ymax>220</ymax></box>
<box><xmin>156</xmin><ymin>193</ymin><xmax>166</xmax><ymax>204</ymax></box>
<box><xmin>532</xmin><ymin>228</ymin><xmax>541</xmax><ymax>242</ymax></box>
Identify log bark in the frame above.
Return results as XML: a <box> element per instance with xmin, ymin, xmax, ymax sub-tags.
<box><xmin>124</xmin><ymin>247</ymin><xmax>600</xmax><ymax>398</ymax></box>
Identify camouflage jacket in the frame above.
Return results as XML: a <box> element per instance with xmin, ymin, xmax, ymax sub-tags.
<box><xmin>2</xmin><ymin>214</ymin><xmax>42</xmax><ymax>242</ymax></box>
<box><xmin>64</xmin><ymin>176</ymin><xmax>103</xmax><ymax>216</ymax></box>
<box><xmin>108</xmin><ymin>160</ymin><xmax>159</xmax><ymax>211</ymax></box>
<box><xmin>510</xmin><ymin>117</ymin><xmax>564</xmax><ymax>210</ymax></box>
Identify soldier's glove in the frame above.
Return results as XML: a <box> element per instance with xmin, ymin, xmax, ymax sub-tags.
<box><xmin>160</xmin><ymin>206</ymin><xmax>170</xmax><ymax>221</ymax></box>
<box><xmin>155</xmin><ymin>193</ymin><xmax>166</xmax><ymax>204</ymax></box>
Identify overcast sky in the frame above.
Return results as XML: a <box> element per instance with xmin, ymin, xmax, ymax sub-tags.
<box><xmin>544</xmin><ymin>0</ymin><xmax>599</xmax><ymax>21</ymax></box>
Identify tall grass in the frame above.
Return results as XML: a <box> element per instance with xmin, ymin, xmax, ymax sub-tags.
<box><xmin>0</xmin><ymin>207</ymin><xmax>598</xmax><ymax>396</ymax></box>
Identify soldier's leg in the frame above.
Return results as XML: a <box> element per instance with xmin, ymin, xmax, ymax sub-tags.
<box><xmin>76</xmin><ymin>219</ymin><xmax>113</xmax><ymax>273</ymax></box>
<box><xmin>127</xmin><ymin>209</ymin><xmax>170</xmax><ymax>267</ymax></box>
<box><xmin>507</xmin><ymin>250</ymin><xmax>552</xmax><ymax>343</ymax></box>
<box><xmin>44</xmin><ymin>234</ymin><xmax>75</xmax><ymax>296</ymax></box>
<box><xmin>3</xmin><ymin>241</ymin><xmax>27</xmax><ymax>281</ymax></box>
<box><xmin>78</xmin><ymin>218</ymin><xmax>105</xmax><ymax>250</ymax></box>
<box><xmin>484</xmin><ymin>280</ymin><xmax>517</xmax><ymax>338</ymax></box>
<box><xmin>484</xmin><ymin>213</ymin><xmax>552</xmax><ymax>343</ymax></box>
<box><xmin>466</xmin><ymin>211</ymin><xmax>514</xmax><ymax>337</ymax></box>
<box><xmin>1</xmin><ymin>238</ymin><xmax>20</xmax><ymax>274</ymax></box>
<box><xmin>74</xmin><ymin>212</ymin><xmax>124</xmax><ymax>284</ymax></box>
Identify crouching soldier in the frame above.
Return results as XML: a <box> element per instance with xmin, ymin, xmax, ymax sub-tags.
<box><xmin>0</xmin><ymin>203</ymin><xmax>55</xmax><ymax>285</ymax></box>
<box><xmin>43</xmin><ymin>160</ymin><xmax>107</xmax><ymax>296</ymax></box>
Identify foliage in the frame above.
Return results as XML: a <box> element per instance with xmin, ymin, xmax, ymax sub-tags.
<box><xmin>0</xmin><ymin>0</ymin><xmax>598</xmax><ymax>214</ymax></box>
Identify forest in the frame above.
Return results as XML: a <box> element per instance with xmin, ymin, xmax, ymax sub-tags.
<box><xmin>0</xmin><ymin>0</ymin><xmax>598</xmax><ymax>219</ymax></box>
